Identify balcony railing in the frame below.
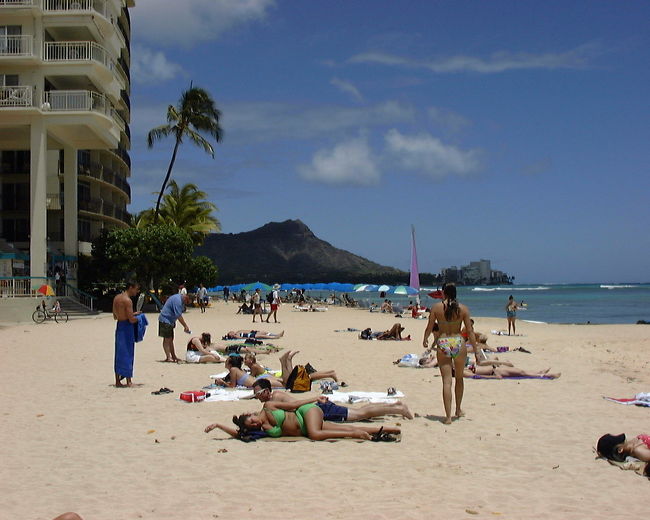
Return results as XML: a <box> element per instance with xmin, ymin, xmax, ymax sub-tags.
<box><xmin>44</xmin><ymin>40</ymin><xmax>108</xmax><ymax>66</ymax></box>
<box><xmin>77</xmin><ymin>162</ymin><xmax>131</xmax><ymax>198</ymax></box>
<box><xmin>0</xmin><ymin>0</ymin><xmax>36</xmax><ymax>6</ymax></box>
<box><xmin>42</xmin><ymin>90</ymin><xmax>123</xmax><ymax>131</ymax></box>
<box><xmin>46</xmin><ymin>192</ymin><xmax>62</xmax><ymax>210</ymax></box>
<box><xmin>78</xmin><ymin>196</ymin><xmax>129</xmax><ymax>224</ymax></box>
<box><xmin>0</xmin><ymin>35</ymin><xmax>34</xmax><ymax>56</ymax></box>
<box><xmin>0</xmin><ymin>86</ymin><xmax>33</xmax><ymax>107</ymax></box>
<box><xmin>43</xmin><ymin>0</ymin><xmax>106</xmax><ymax>16</ymax></box>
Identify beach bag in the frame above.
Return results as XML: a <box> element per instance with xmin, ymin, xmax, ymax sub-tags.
<box><xmin>285</xmin><ymin>365</ymin><xmax>311</xmax><ymax>393</ymax></box>
<box><xmin>180</xmin><ymin>390</ymin><xmax>206</xmax><ymax>403</ymax></box>
<box><xmin>266</xmin><ymin>292</ymin><xmax>274</xmax><ymax>304</ymax></box>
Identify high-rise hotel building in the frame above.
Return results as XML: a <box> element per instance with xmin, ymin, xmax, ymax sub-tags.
<box><xmin>0</xmin><ymin>0</ymin><xmax>134</xmax><ymax>281</ymax></box>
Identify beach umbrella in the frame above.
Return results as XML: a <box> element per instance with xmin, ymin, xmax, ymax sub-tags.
<box><xmin>242</xmin><ymin>281</ymin><xmax>273</xmax><ymax>291</ymax></box>
<box><xmin>280</xmin><ymin>283</ymin><xmax>294</xmax><ymax>291</ymax></box>
<box><xmin>36</xmin><ymin>284</ymin><xmax>55</xmax><ymax>296</ymax></box>
<box><xmin>312</xmin><ymin>283</ymin><xmax>328</xmax><ymax>290</ymax></box>
<box><xmin>353</xmin><ymin>284</ymin><xmax>365</xmax><ymax>290</ymax></box>
<box><xmin>355</xmin><ymin>284</ymin><xmax>378</xmax><ymax>292</ymax></box>
<box><xmin>389</xmin><ymin>285</ymin><xmax>419</xmax><ymax>295</ymax></box>
<box><xmin>377</xmin><ymin>284</ymin><xmax>391</xmax><ymax>292</ymax></box>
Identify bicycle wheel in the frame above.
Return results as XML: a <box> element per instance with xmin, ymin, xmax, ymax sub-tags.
<box><xmin>32</xmin><ymin>310</ymin><xmax>46</xmax><ymax>324</ymax></box>
<box><xmin>55</xmin><ymin>311</ymin><xmax>69</xmax><ymax>324</ymax></box>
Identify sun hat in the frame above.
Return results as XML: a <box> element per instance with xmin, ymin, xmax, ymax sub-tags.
<box><xmin>597</xmin><ymin>433</ymin><xmax>626</xmax><ymax>461</ymax></box>
<box><xmin>273</xmin><ymin>284</ymin><xmax>280</xmax><ymax>290</ymax></box>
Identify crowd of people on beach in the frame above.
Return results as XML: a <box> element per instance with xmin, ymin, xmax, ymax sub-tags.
<box><xmin>109</xmin><ymin>280</ymin><xmax>647</xmax><ymax>485</ymax></box>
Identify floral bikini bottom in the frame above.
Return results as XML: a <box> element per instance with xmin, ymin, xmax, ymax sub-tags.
<box><xmin>436</xmin><ymin>336</ymin><xmax>464</xmax><ymax>359</ymax></box>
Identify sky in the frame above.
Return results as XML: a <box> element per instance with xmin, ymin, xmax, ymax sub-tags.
<box><xmin>128</xmin><ymin>0</ymin><xmax>650</xmax><ymax>284</ymax></box>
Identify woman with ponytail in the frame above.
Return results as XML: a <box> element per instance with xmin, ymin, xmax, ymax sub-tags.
<box><xmin>422</xmin><ymin>283</ymin><xmax>478</xmax><ymax>424</ymax></box>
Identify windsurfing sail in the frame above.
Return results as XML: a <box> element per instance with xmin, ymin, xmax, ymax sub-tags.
<box><xmin>409</xmin><ymin>225</ymin><xmax>420</xmax><ymax>291</ymax></box>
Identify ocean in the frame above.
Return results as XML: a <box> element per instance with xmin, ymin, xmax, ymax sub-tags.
<box><xmin>342</xmin><ymin>284</ymin><xmax>650</xmax><ymax>325</ymax></box>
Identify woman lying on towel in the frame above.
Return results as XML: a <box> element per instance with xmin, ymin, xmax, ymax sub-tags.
<box><xmin>419</xmin><ymin>353</ymin><xmax>560</xmax><ymax>378</ymax></box>
<box><xmin>186</xmin><ymin>333</ymin><xmax>225</xmax><ymax>363</ymax></box>
<box><xmin>597</xmin><ymin>433</ymin><xmax>650</xmax><ymax>463</ymax></box>
<box><xmin>213</xmin><ymin>354</ymin><xmax>285</xmax><ymax>389</ymax></box>
<box><xmin>360</xmin><ymin>323</ymin><xmax>411</xmax><ymax>340</ymax></box>
<box><xmin>224</xmin><ymin>329</ymin><xmax>285</xmax><ymax>340</ymax></box>
<box><xmin>204</xmin><ymin>396</ymin><xmax>401</xmax><ymax>441</ymax></box>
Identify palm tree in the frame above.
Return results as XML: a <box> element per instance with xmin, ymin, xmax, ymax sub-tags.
<box><xmin>133</xmin><ymin>181</ymin><xmax>220</xmax><ymax>245</ymax></box>
<box><xmin>147</xmin><ymin>85</ymin><xmax>224</xmax><ymax>222</ymax></box>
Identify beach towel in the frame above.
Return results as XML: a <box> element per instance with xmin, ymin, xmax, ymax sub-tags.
<box><xmin>135</xmin><ymin>313</ymin><xmax>148</xmax><ymax>342</ymax></box>
<box><xmin>114</xmin><ymin>320</ymin><xmax>135</xmax><ymax>378</ymax></box>
<box><xmin>491</xmin><ymin>330</ymin><xmax>525</xmax><ymax>337</ymax></box>
<box><xmin>470</xmin><ymin>375</ymin><xmax>556</xmax><ymax>380</ymax></box>
<box><xmin>602</xmin><ymin>393</ymin><xmax>650</xmax><ymax>407</ymax></box>
<box><xmin>327</xmin><ymin>390</ymin><xmax>405</xmax><ymax>404</ymax></box>
<box><xmin>204</xmin><ymin>388</ymin><xmax>255</xmax><ymax>401</ymax></box>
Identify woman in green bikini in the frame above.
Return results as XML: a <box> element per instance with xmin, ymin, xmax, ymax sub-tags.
<box><xmin>204</xmin><ymin>395</ymin><xmax>400</xmax><ymax>441</ymax></box>
<box><xmin>422</xmin><ymin>283</ymin><xmax>478</xmax><ymax>424</ymax></box>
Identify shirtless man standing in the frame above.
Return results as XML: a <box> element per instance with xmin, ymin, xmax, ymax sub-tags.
<box><xmin>112</xmin><ymin>281</ymin><xmax>141</xmax><ymax>387</ymax></box>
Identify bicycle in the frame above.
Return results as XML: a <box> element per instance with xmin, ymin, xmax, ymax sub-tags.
<box><xmin>32</xmin><ymin>307</ymin><xmax>69</xmax><ymax>324</ymax></box>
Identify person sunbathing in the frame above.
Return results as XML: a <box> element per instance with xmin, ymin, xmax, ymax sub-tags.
<box><xmin>380</xmin><ymin>299</ymin><xmax>393</xmax><ymax>313</ymax></box>
<box><xmin>220</xmin><ymin>343</ymin><xmax>279</xmax><ymax>356</ymax></box>
<box><xmin>213</xmin><ymin>354</ymin><xmax>285</xmax><ymax>389</ymax></box>
<box><xmin>597</xmin><ymin>433</ymin><xmax>650</xmax><ymax>463</ymax></box>
<box><xmin>278</xmin><ymin>350</ymin><xmax>340</xmax><ymax>385</ymax></box>
<box><xmin>186</xmin><ymin>333</ymin><xmax>225</xmax><ymax>363</ymax></box>
<box><xmin>224</xmin><ymin>329</ymin><xmax>284</xmax><ymax>340</ymax></box>
<box><xmin>204</xmin><ymin>397</ymin><xmax>401</xmax><ymax>441</ymax></box>
<box><xmin>360</xmin><ymin>323</ymin><xmax>410</xmax><ymax>340</ymax></box>
<box><xmin>244</xmin><ymin>353</ymin><xmax>270</xmax><ymax>378</ymax></box>
<box><xmin>418</xmin><ymin>351</ymin><xmax>559</xmax><ymax>378</ymax></box>
<box><xmin>251</xmin><ymin>377</ymin><xmax>414</xmax><ymax>421</ymax></box>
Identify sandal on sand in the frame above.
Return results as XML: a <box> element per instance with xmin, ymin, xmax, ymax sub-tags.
<box><xmin>387</xmin><ymin>387</ymin><xmax>397</xmax><ymax>396</ymax></box>
<box><xmin>152</xmin><ymin>387</ymin><xmax>173</xmax><ymax>395</ymax></box>
<box><xmin>370</xmin><ymin>427</ymin><xmax>384</xmax><ymax>442</ymax></box>
<box><xmin>340</xmin><ymin>382</ymin><xmax>348</xmax><ymax>387</ymax></box>
<box><xmin>515</xmin><ymin>347</ymin><xmax>532</xmax><ymax>354</ymax></box>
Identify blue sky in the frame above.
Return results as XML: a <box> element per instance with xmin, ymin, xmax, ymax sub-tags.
<box><xmin>128</xmin><ymin>0</ymin><xmax>650</xmax><ymax>284</ymax></box>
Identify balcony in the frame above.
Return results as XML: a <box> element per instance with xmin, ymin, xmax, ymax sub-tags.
<box><xmin>42</xmin><ymin>89</ymin><xmax>120</xmax><ymax>126</ymax></box>
<box><xmin>0</xmin><ymin>86</ymin><xmax>33</xmax><ymax>107</ymax></box>
<box><xmin>0</xmin><ymin>35</ymin><xmax>34</xmax><ymax>56</ymax></box>
<box><xmin>78</xmin><ymin>196</ymin><xmax>129</xmax><ymax>225</ymax></box>
<box><xmin>43</xmin><ymin>0</ymin><xmax>107</xmax><ymax>17</ymax></box>
<box><xmin>46</xmin><ymin>192</ymin><xmax>62</xmax><ymax>210</ymax></box>
<box><xmin>0</xmin><ymin>0</ymin><xmax>36</xmax><ymax>6</ymax></box>
<box><xmin>77</xmin><ymin>161</ymin><xmax>131</xmax><ymax>199</ymax></box>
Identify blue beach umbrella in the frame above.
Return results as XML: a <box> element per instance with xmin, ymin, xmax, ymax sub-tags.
<box><xmin>280</xmin><ymin>283</ymin><xmax>294</xmax><ymax>290</ymax></box>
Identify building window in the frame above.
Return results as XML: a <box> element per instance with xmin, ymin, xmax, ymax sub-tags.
<box><xmin>78</xmin><ymin>219</ymin><xmax>91</xmax><ymax>242</ymax></box>
<box><xmin>1</xmin><ymin>182</ymin><xmax>29</xmax><ymax>210</ymax></box>
<box><xmin>2</xmin><ymin>218</ymin><xmax>29</xmax><ymax>242</ymax></box>
<box><xmin>0</xmin><ymin>151</ymin><xmax>30</xmax><ymax>174</ymax></box>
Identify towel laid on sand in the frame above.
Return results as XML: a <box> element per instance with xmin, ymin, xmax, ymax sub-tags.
<box><xmin>603</xmin><ymin>393</ymin><xmax>650</xmax><ymax>407</ymax></box>
<box><xmin>326</xmin><ymin>390</ymin><xmax>405</xmax><ymax>404</ymax></box>
<box><xmin>470</xmin><ymin>375</ymin><xmax>556</xmax><ymax>380</ymax></box>
<box><xmin>204</xmin><ymin>388</ymin><xmax>254</xmax><ymax>401</ymax></box>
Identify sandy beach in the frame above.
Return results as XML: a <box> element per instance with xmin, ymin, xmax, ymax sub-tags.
<box><xmin>1</xmin><ymin>302</ymin><xmax>648</xmax><ymax>519</ymax></box>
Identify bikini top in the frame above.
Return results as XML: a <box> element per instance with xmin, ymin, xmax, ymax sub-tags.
<box><xmin>187</xmin><ymin>338</ymin><xmax>199</xmax><ymax>351</ymax></box>
<box><xmin>234</xmin><ymin>369</ymin><xmax>250</xmax><ymax>387</ymax></box>
<box><xmin>266</xmin><ymin>409</ymin><xmax>285</xmax><ymax>437</ymax></box>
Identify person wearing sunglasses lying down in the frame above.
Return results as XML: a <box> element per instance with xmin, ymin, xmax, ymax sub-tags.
<box><xmin>224</xmin><ymin>329</ymin><xmax>284</xmax><ymax>340</ymax></box>
<box><xmin>204</xmin><ymin>396</ymin><xmax>401</xmax><ymax>441</ymax></box>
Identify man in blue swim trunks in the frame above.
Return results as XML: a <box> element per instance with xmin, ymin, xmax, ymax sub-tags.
<box><xmin>251</xmin><ymin>378</ymin><xmax>413</xmax><ymax>421</ymax></box>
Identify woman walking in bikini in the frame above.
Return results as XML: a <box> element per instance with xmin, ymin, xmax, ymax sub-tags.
<box><xmin>422</xmin><ymin>283</ymin><xmax>478</xmax><ymax>424</ymax></box>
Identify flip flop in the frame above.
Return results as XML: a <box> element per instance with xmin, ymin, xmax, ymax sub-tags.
<box><xmin>387</xmin><ymin>387</ymin><xmax>397</xmax><ymax>396</ymax></box>
<box><xmin>370</xmin><ymin>427</ymin><xmax>385</xmax><ymax>442</ymax></box>
<box><xmin>340</xmin><ymin>382</ymin><xmax>348</xmax><ymax>387</ymax></box>
<box><xmin>161</xmin><ymin>387</ymin><xmax>173</xmax><ymax>393</ymax></box>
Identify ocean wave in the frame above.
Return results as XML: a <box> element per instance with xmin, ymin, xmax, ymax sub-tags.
<box><xmin>600</xmin><ymin>284</ymin><xmax>637</xmax><ymax>289</ymax></box>
<box><xmin>471</xmin><ymin>286</ymin><xmax>550</xmax><ymax>292</ymax></box>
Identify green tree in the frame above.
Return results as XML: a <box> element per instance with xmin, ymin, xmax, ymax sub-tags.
<box><xmin>147</xmin><ymin>85</ymin><xmax>224</xmax><ymax>223</ymax></box>
<box><xmin>133</xmin><ymin>181</ymin><xmax>220</xmax><ymax>245</ymax></box>
<box><xmin>185</xmin><ymin>256</ymin><xmax>219</xmax><ymax>289</ymax></box>
<box><xmin>92</xmin><ymin>225</ymin><xmax>194</xmax><ymax>291</ymax></box>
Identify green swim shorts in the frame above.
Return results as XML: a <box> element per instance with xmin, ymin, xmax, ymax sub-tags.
<box><xmin>158</xmin><ymin>321</ymin><xmax>175</xmax><ymax>338</ymax></box>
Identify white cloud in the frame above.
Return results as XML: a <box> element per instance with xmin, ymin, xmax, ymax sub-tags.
<box><xmin>384</xmin><ymin>129</ymin><xmax>482</xmax><ymax>178</ymax></box>
<box><xmin>132</xmin><ymin>0</ymin><xmax>275</xmax><ymax>48</ymax></box>
<box><xmin>349</xmin><ymin>43</ymin><xmax>599</xmax><ymax>73</ymax></box>
<box><xmin>330</xmin><ymin>77</ymin><xmax>363</xmax><ymax>102</ymax></box>
<box><xmin>222</xmin><ymin>100</ymin><xmax>414</xmax><ymax>142</ymax></box>
<box><xmin>299</xmin><ymin>136</ymin><xmax>380</xmax><ymax>186</ymax></box>
<box><xmin>427</xmin><ymin>107</ymin><xmax>471</xmax><ymax>133</ymax></box>
<box><xmin>131</xmin><ymin>45</ymin><xmax>184</xmax><ymax>84</ymax></box>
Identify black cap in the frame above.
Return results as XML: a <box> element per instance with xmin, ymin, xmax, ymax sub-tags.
<box><xmin>597</xmin><ymin>433</ymin><xmax>626</xmax><ymax>461</ymax></box>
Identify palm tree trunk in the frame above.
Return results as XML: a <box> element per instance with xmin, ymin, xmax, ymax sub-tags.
<box><xmin>154</xmin><ymin>138</ymin><xmax>181</xmax><ymax>223</ymax></box>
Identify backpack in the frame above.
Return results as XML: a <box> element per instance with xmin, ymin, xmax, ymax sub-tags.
<box><xmin>266</xmin><ymin>292</ymin><xmax>274</xmax><ymax>304</ymax></box>
<box><xmin>285</xmin><ymin>365</ymin><xmax>311</xmax><ymax>393</ymax></box>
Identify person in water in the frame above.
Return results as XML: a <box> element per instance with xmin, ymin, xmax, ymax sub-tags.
<box><xmin>422</xmin><ymin>283</ymin><xmax>477</xmax><ymax>424</ymax></box>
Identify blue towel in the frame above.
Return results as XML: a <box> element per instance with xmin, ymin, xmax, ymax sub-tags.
<box><xmin>135</xmin><ymin>313</ymin><xmax>149</xmax><ymax>342</ymax></box>
<box><xmin>115</xmin><ymin>320</ymin><xmax>135</xmax><ymax>378</ymax></box>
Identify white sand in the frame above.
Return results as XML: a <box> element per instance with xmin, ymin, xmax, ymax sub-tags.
<box><xmin>1</xmin><ymin>303</ymin><xmax>648</xmax><ymax>519</ymax></box>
